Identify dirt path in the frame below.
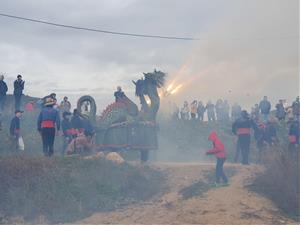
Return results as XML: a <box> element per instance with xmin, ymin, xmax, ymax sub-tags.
<box><xmin>74</xmin><ymin>163</ymin><xmax>296</xmax><ymax>225</ymax></box>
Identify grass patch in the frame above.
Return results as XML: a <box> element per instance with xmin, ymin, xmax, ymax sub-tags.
<box><xmin>0</xmin><ymin>156</ymin><xmax>165</xmax><ymax>223</ymax></box>
<box><xmin>180</xmin><ymin>167</ymin><xmax>236</xmax><ymax>199</ymax></box>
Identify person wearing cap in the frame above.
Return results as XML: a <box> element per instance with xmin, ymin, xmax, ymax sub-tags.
<box><xmin>9</xmin><ymin>110</ymin><xmax>23</xmax><ymax>152</ymax></box>
<box><xmin>13</xmin><ymin>74</ymin><xmax>25</xmax><ymax>110</ymax></box>
<box><xmin>37</xmin><ymin>97</ymin><xmax>60</xmax><ymax>157</ymax></box>
<box><xmin>232</xmin><ymin>110</ymin><xmax>257</xmax><ymax>165</ymax></box>
<box><xmin>114</xmin><ymin>86</ymin><xmax>125</xmax><ymax>102</ymax></box>
<box><xmin>60</xmin><ymin>96</ymin><xmax>71</xmax><ymax>113</ymax></box>
<box><xmin>61</xmin><ymin>111</ymin><xmax>72</xmax><ymax>155</ymax></box>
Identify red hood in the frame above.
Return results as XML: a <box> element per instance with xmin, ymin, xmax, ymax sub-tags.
<box><xmin>208</xmin><ymin>131</ymin><xmax>218</xmax><ymax>142</ymax></box>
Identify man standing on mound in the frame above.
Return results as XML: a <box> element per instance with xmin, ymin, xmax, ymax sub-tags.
<box><xmin>37</xmin><ymin>98</ymin><xmax>60</xmax><ymax>157</ymax></box>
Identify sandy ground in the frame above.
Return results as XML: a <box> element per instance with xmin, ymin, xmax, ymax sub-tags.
<box><xmin>71</xmin><ymin>163</ymin><xmax>297</xmax><ymax>225</ymax></box>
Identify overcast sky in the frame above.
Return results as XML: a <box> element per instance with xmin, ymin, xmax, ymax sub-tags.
<box><xmin>0</xmin><ymin>0</ymin><xmax>299</xmax><ymax>112</ymax></box>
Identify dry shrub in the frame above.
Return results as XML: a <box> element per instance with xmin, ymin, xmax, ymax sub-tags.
<box><xmin>251</xmin><ymin>148</ymin><xmax>300</xmax><ymax>218</ymax></box>
<box><xmin>0</xmin><ymin>156</ymin><xmax>165</xmax><ymax>223</ymax></box>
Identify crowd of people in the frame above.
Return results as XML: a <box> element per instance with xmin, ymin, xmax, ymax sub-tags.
<box><xmin>173</xmin><ymin>96</ymin><xmax>300</xmax><ymax>164</ymax></box>
<box><xmin>0</xmin><ymin>74</ymin><xmax>96</xmax><ymax>156</ymax></box>
<box><xmin>0</xmin><ymin>74</ymin><xmax>299</xmax><ymax>166</ymax></box>
<box><xmin>174</xmin><ymin>96</ymin><xmax>299</xmax><ymax>124</ymax></box>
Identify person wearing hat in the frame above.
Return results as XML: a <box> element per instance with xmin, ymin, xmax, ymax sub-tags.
<box><xmin>61</xmin><ymin>111</ymin><xmax>72</xmax><ymax>155</ymax></box>
<box><xmin>232</xmin><ymin>110</ymin><xmax>257</xmax><ymax>165</ymax></box>
<box><xmin>9</xmin><ymin>110</ymin><xmax>23</xmax><ymax>152</ymax></box>
<box><xmin>37</xmin><ymin>97</ymin><xmax>60</xmax><ymax>157</ymax></box>
<box><xmin>13</xmin><ymin>74</ymin><xmax>25</xmax><ymax>110</ymax></box>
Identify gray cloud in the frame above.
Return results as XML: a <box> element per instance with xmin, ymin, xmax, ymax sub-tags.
<box><xmin>0</xmin><ymin>0</ymin><xmax>298</xmax><ymax>111</ymax></box>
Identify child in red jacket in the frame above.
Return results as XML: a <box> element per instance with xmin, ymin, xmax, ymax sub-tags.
<box><xmin>206</xmin><ymin>131</ymin><xmax>228</xmax><ymax>186</ymax></box>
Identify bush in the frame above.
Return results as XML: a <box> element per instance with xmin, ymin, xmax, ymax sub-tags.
<box><xmin>0</xmin><ymin>156</ymin><xmax>165</xmax><ymax>223</ymax></box>
<box><xmin>250</xmin><ymin>148</ymin><xmax>300</xmax><ymax>219</ymax></box>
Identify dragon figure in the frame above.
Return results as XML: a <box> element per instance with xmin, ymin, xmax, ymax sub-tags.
<box><xmin>77</xmin><ymin>70</ymin><xmax>166</xmax><ymax>162</ymax></box>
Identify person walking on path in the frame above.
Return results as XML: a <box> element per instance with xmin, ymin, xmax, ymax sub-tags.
<box><xmin>37</xmin><ymin>98</ymin><xmax>60</xmax><ymax>157</ymax></box>
<box><xmin>13</xmin><ymin>74</ymin><xmax>25</xmax><ymax>110</ymax></box>
<box><xmin>206</xmin><ymin>131</ymin><xmax>228</xmax><ymax>187</ymax></box>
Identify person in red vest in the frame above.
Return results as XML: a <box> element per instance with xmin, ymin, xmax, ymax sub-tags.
<box><xmin>37</xmin><ymin>98</ymin><xmax>60</xmax><ymax>157</ymax></box>
<box><xmin>232</xmin><ymin>110</ymin><xmax>257</xmax><ymax>165</ymax></box>
<box><xmin>206</xmin><ymin>131</ymin><xmax>228</xmax><ymax>187</ymax></box>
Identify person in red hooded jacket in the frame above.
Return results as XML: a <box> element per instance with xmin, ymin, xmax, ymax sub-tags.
<box><xmin>206</xmin><ymin>131</ymin><xmax>228</xmax><ymax>186</ymax></box>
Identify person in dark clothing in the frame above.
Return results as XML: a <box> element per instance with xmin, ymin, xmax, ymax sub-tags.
<box><xmin>223</xmin><ymin>100</ymin><xmax>230</xmax><ymax>121</ymax></box>
<box><xmin>206</xmin><ymin>131</ymin><xmax>228</xmax><ymax>187</ymax></box>
<box><xmin>37</xmin><ymin>98</ymin><xmax>60</xmax><ymax>157</ymax></box>
<box><xmin>232</xmin><ymin>110</ymin><xmax>257</xmax><ymax>165</ymax></box>
<box><xmin>81</xmin><ymin>114</ymin><xmax>94</xmax><ymax>134</ymax></box>
<box><xmin>265</xmin><ymin>118</ymin><xmax>278</xmax><ymax>146</ymax></box>
<box><xmin>61</xmin><ymin>111</ymin><xmax>72</xmax><ymax>155</ymax></box>
<box><xmin>71</xmin><ymin>109</ymin><xmax>83</xmax><ymax>136</ymax></box>
<box><xmin>197</xmin><ymin>101</ymin><xmax>206</xmax><ymax>121</ymax></box>
<box><xmin>231</xmin><ymin>103</ymin><xmax>242</xmax><ymax>121</ymax></box>
<box><xmin>292</xmin><ymin>96</ymin><xmax>300</xmax><ymax>121</ymax></box>
<box><xmin>0</xmin><ymin>75</ymin><xmax>8</xmax><ymax>112</ymax></box>
<box><xmin>114</xmin><ymin>86</ymin><xmax>126</xmax><ymax>102</ymax></box>
<box><xmin>206</xmin><ymin>101</ymin><xmax>216</xmax><ymax>122</ymax></box>
<box><xmin>288</xmin><ymin>120</ymin><xmax>300</xmax><ymax>152</ymax></box>
<box><xmin>42</xmin><ymin>93</ymin><xmax>57</xmax><ymax>107</ymax></box>
<box><xmin>215</xmin><ymin>99</ymin><xmax>223</xmax><ymax>121</ymax></box>
<box><xmin>259</xmin><ymin>96</ymin><xmax>271</xmax><ymax>122</ymax></box>
<box><xmin>254</xmin><ymin>122</ymin><xmax>267</xmax><ymax>163</ymax></box>
<box><xmin>0</xmin><ymin>75</ymin><xmax>8</xmax><ymax>130</ymax></box>
<box><xmin>10</xmin><ymin>110</ymin><xmax>23</xmax><ymax>151</ymax></box>
<box><xmin>275</xmin><ymin>100</ymin><xmax>286</xmax><ymax>121</ymax></box>
<box><xmin>13</xmin><ymin>75</ymin><xmax>25</xmax><ymax>110</ymax></box>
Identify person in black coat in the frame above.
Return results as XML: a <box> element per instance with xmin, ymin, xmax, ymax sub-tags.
<box><xmin>71</xmin><ymin>109</ymin><xmax>83</xmax><ymax>135</ymax></box>
<box><xmin>114</xmin><ymin>86</ymin><xmax>125</xmax><ymax>102</ymax></box>
<box><xmin>288</xmin><ymin>120</ymin><xmax>300</xmax><ymax>152</ymax></box>
<box><xmin>0</xmin><ymin>74</ymin><xmax>8</xmax><ymax>112</ymax></box>
<box><xmin>10</xmin><ymin>110</ymin><xmax>23</xmax><ymax>151</ymax></box>
<box><xmin>232</xmin><ymin>110</ymin><xmax>257</xmax><ymax>165</ymax></box>
<box><xmin>13</xmin><ymin>74</ymin><xmax>25</xmax><ymax>110</ymax></box>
